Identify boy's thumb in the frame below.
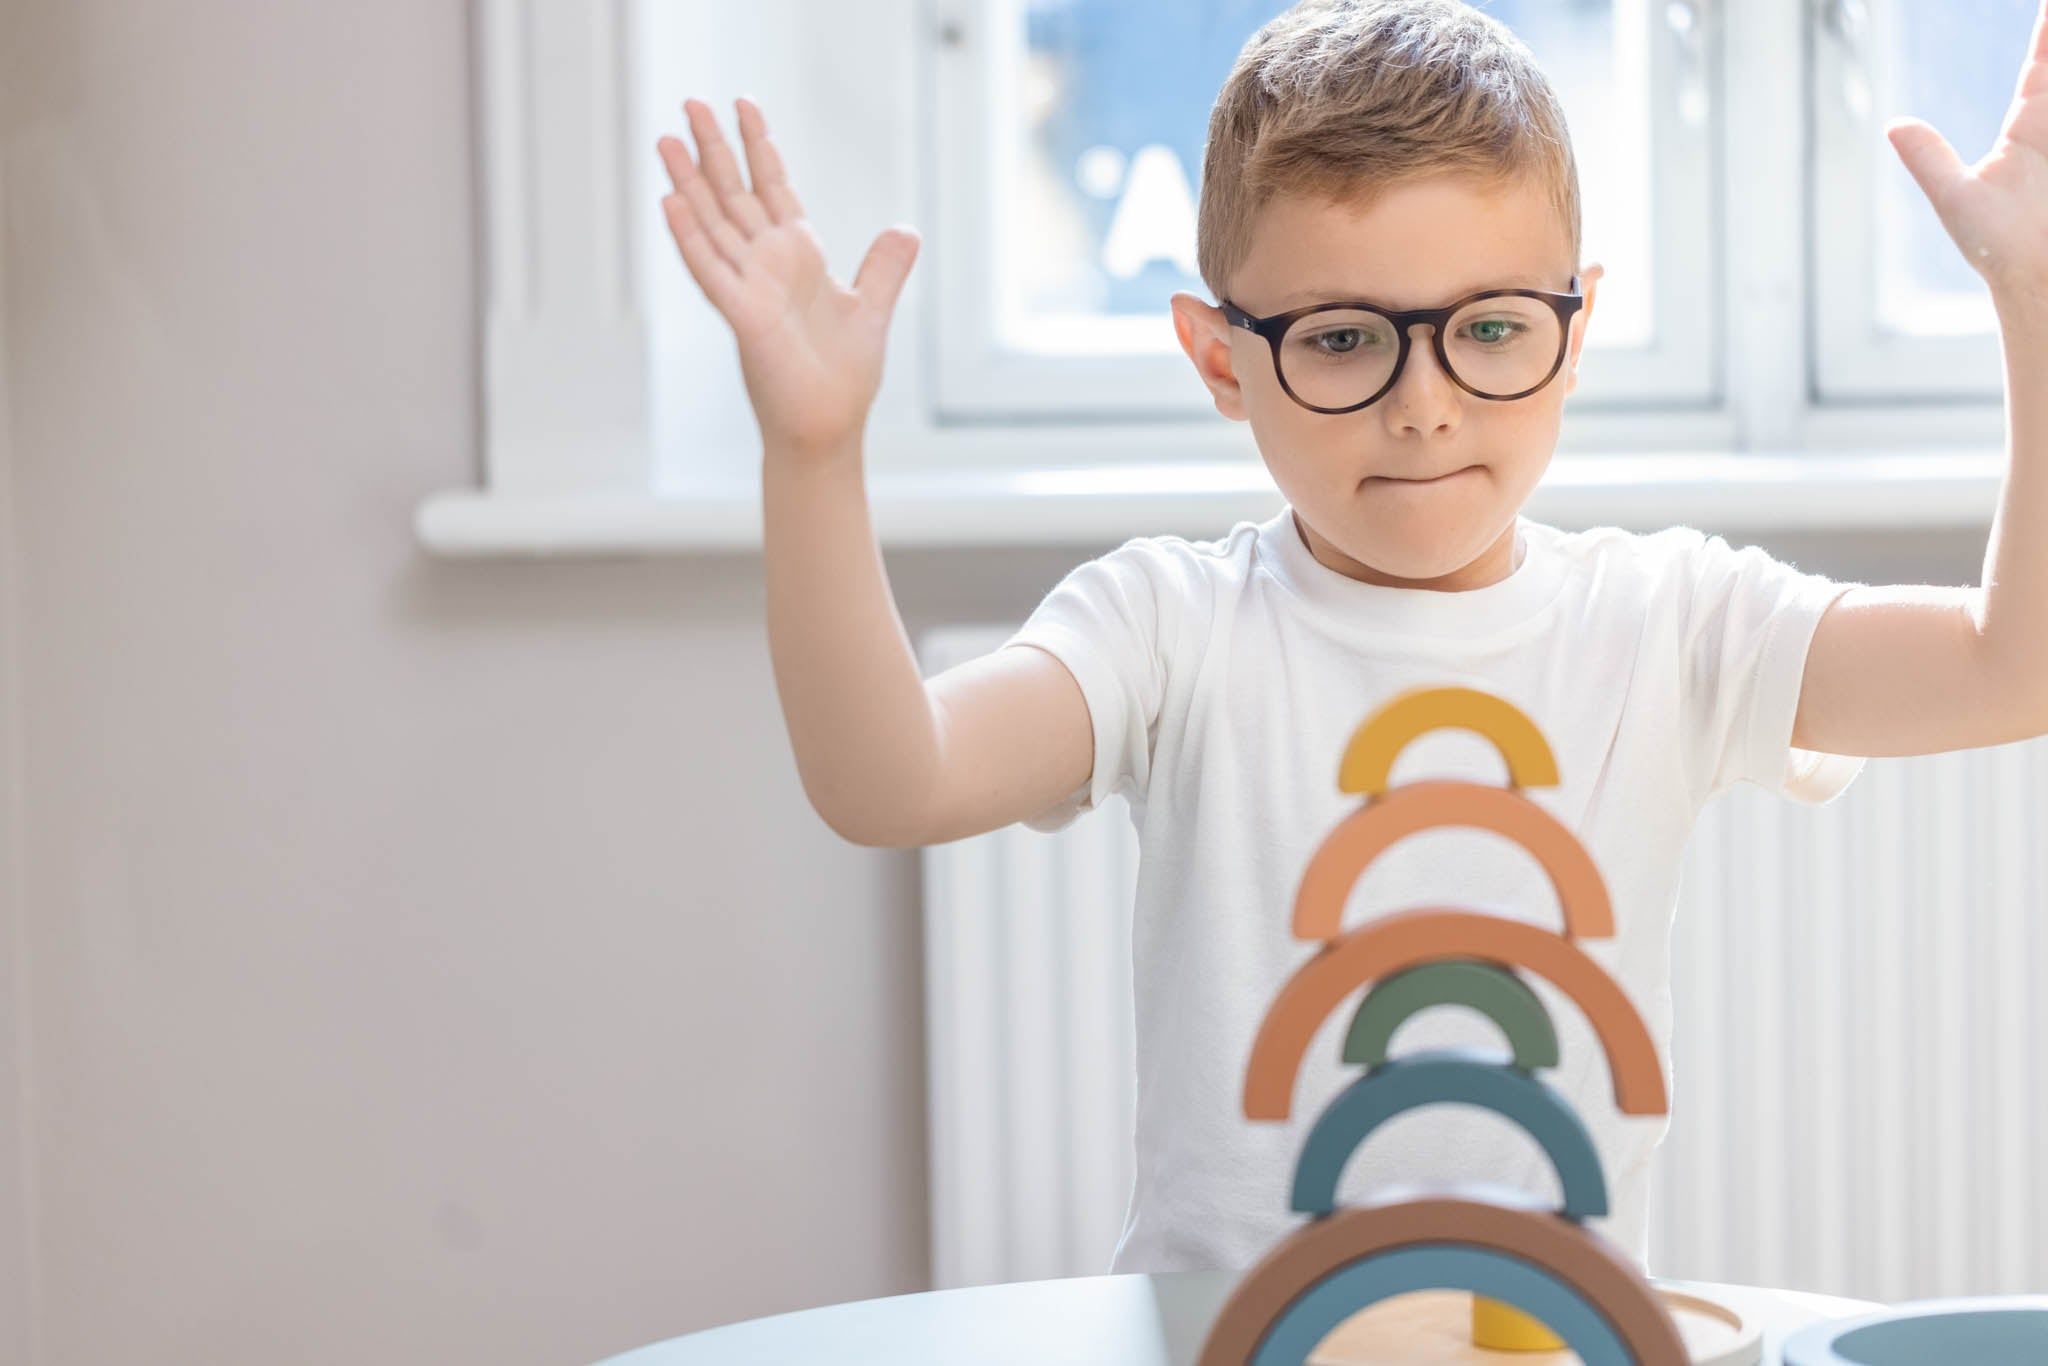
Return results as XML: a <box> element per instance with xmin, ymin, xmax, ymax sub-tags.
<box><xmin>1886</xmin><ymin>117</ymin><xmax>1967</xmax><ymax>210</ymax></box>
<box><xmin>853</xmin><ymin>226</ymin><xmax>921</xmax><ymax>318</ymax></box>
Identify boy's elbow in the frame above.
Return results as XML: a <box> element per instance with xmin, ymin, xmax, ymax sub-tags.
<box><xmin>804</xmin><ymin>782</ymin><xmax>927</xmax><ymax>848</ymax></box>
<box><xmin>807</xmin><ymin>790</ymin><xmax>879</xmax><ymax>846</ymax></box>
<box><xmin>821</xmin><ymin>808</ymin><xmax>902</xmax><ymax>847</ymax></box>
<box><xmin>825</xmin><ymin>814</ymin><xmax>927</xmax><ymax>849</ymax></box>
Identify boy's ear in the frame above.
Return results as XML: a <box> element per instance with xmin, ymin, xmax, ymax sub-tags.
<box><xmin>1563</xmin><ymin>261</ymin><xmax>1602</xmax><ymax>397</ymax></box>
<box><xmin>1170</xmin><ymin>290</ymin><xmax>1248</xmax><ymax>420</ymax></box>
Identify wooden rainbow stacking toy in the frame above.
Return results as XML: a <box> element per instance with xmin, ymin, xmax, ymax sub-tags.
<box><xmin>1196</xmin><ymin>685</ymin><xmax>1761</xmax><ymax>1365</ymax></box>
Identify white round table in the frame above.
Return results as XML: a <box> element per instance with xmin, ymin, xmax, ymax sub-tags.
<box><xmin>595</xmin><ymin>1269</ymin><xmax>1885</xmax><ymax>1364</ymax></box>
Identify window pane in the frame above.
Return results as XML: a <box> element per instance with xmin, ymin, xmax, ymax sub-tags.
<box><xmin>998</xmin><ymin>0</ymin><xmax>1653</xmax><ymax>355</ymax></box>
<box><xmin>1482</xmin><ymin>0</ymin><xmax>1652</xmax><ymax>348</ymax></box>
<box><xmin>1875</xmin><ymin>0</ymin><xmax>2033</xmax><ymax>336</ymax></box>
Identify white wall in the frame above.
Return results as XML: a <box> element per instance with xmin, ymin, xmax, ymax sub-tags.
<box><xmin>0</xmin><ymin>1</ymin><xmax>1997</xmax><ymax>1363</ymax></box>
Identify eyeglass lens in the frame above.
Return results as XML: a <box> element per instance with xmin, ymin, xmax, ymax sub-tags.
<box><xmin>1278</xmin><ymin>296</ymin><xmax>1565</xmax><ymax>408</ymax></box>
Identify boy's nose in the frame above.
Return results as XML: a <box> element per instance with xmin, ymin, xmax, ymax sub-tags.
<box><xmin>1382</xmin><ymin>324</ymin><xmax>1461</xmax><ymax>436</ymax></box>
<box><xmin>1392</xmin><ymin>325</ymin><xmax>1458</xmax><ymax>395</ymax></box>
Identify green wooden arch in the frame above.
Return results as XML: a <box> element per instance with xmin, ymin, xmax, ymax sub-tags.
<box><xmin>1342</xmin><ymin>959</ymin><xmax>1559</xmax><ymax>1073</ymax></box>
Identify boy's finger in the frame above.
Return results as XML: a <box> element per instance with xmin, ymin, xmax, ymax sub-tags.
<box><xmin>684</xmin><ymin>98</ymin><xmax>773</xmax><ymax>237</ymax></box>
<box><xmin>736</xmin><ymin>97</ymin><xmax>806</xmax><ymax>225</ymax></box>
<box><xmin>852</xmin><ymin>226</ymin><xmax>920</xmax><ymax>319</ymax></box>
<box><xmin>655</xmin><ymin>134</ymin><xmax>696</xmax><ymax>197</ymax></box>
<box><xmin>662</xmin><ymin>193</ymin><xmax>746</xmax><ymax>318</ymax></box>
<box><xmin>665</xmin><ymin>137</ymin><xmax>753</xmax><ymax>275</ymax></box>
<box><xmin>1887</xmin><ymin>118</ymin><xmax>1967</xmax><ymax>211</ymax></box>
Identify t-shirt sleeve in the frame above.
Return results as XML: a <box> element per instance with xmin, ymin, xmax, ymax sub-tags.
<box><xmin>1679</xmin><ymin>530</ymin><xmax>1868</xmax><ymax>806</ymax></box>
<box><xmin>1000</xmin><ymin>538</ymin><xmax>1170</xmax><ymax>833</ymax></box>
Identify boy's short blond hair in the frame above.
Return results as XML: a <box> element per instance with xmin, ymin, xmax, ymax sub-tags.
<box><xmin>1196</xmin><ymin>0</ymin><xmax>1582</xmax><ymax>300</ymax></box>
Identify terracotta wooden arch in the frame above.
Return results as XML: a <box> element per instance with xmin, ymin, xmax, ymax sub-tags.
<box><xmin>1244</xmin><ymin>908</ymin><xmax>1667</xmax><ymax>1121</ymax></box>
<box><xmin>1293</xmin><ymin>779</ymin><xmax>1613</xmax><ymax>942</ymax></box>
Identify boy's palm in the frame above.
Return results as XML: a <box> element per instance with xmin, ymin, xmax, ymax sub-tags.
<box><xmin>657</xmin><ymin>98</ymin><xmax>920</xmax><ymax>455</ymax></box>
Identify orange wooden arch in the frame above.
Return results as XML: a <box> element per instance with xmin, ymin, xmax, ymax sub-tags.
<box><xmin>1244</xmin><ymin>908</ymin><xmax>1666</xmax><ymax>1121</ymax></box>
<box><xmin>1337</xmin><ymin>685</ymin><xmax>1560</xmax><ymax>798</ymax></box>
<box><xmin>1293</xmin><ymin>780</ymin><xmax>1613</xmax><ymax>942</ymax></box>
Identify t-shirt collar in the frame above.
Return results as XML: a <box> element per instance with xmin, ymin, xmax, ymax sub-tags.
<box><xmin>1256</xmin><ymin>503</ymin><xmax>1566</xmax><ymax>642</ymax></box>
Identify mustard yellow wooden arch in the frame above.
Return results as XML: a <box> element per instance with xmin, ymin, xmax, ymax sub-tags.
<box><xmin>1338</xmin><ymin>685</ymin><xmax>1559</xmax><ymax>798</ymax></box>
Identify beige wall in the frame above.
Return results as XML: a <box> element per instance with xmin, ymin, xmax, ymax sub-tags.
<box><xmin>0</xmin><ymin>4</ymin><xmax>1131</xmax><ymax>1361</ymax></box>
<box><xmin>0</xmin><ymin>1</ymin><xmax>1992</xmax><ymax>1364</ymax></box>
<box><xmin>2</xmin><ymin>34</ymin><xmax>39</xmax><ymax>1358</ymax></box>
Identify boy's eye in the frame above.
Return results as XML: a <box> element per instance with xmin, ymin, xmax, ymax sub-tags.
<box><xmin>1294</xmin><ymin>317</ymin><xmax>1526</xmax><ymax>356</ymax></box>
<box><xmin>1304</xmin><ymin>327</ymin><xmax>1382</xmax><ymax>356</ymax></box>
<box><xmin>1465</xmin><ymin>318</ymin><xmax>1524</xmax><ymax>345</ymax></box>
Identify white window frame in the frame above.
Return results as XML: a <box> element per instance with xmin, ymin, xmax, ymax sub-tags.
<box><xmin>1809</xmin><ymin>0</ymin><xmax>2007</xmax><ymax>402</ymax></box>
<box><xmin>415</xmin><ymin>0</ymin><xmax>2007</xmax><ymax>556</ymax></box>
<box><xmin>471</xmin><ymin>0</ymin><xmax>651</xmax><ymax>500</ymax></box>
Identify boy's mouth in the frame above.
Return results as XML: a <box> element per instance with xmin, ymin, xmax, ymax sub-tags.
<box><xmin>1366</xmin><ymin>465</ymin><xmax>1477</xmax><ymax>485</ymax></box>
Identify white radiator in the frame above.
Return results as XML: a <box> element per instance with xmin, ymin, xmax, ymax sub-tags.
<box><xmin>916</xmin><ymin>624</ymin><xmax>2048</xmax><ymax>1303</ymax></box>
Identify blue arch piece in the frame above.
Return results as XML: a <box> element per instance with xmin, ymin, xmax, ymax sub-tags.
<box><xmin>1292</xmin><ymin>1049</ymin><xmax>1609</xmax><ymax>1218</ymax></box>
<box><xmin>1782</xmin><ymin>1296</ymin><xmax>2048</xmax><ymax>1365</ymax></box>
<box><xmin>1251</xmin><ymin>1243</ymin><xmax>1633</xmax><ymax>1366</ymax></box>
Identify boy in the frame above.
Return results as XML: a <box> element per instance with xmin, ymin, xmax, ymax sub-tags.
<box><xmin>657</xmin><ymin>0</ymin><xmax>2048</xmax><ymax>1276</ymax></box>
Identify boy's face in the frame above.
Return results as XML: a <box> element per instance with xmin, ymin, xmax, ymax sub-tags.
<box><xmin>1172</xmin><ymin>173</ymin><xmax>1601</xmax><ymax>591</ymax></box>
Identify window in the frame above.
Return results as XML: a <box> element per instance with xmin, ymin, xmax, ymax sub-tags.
<box><xmin>421</xmin><ymin>0</ymin><xmax>2014</xmax><ymax>554</ymax></box>
<box><xmin>1811</xmin><ymin>0</ymin><xmax>2033</xmax><ymax>402</ymax></box>
<box><xmin>929</xmin><ymin>0</ymin><xmax>1718</xmax><ymax>420</ymax></box>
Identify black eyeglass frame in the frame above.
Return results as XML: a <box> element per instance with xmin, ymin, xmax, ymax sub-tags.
<box><xmin>1218</xmin><ymin>274</ymin><xmax>1585</xmax><ymax>414</ymax></box>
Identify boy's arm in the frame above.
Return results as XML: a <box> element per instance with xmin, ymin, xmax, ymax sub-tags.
<box><xmin>659</xmin><ymin>98</ymin><xmax>1093</xmax><ymax>845</ymax></box>
<box><xmin>655</xmin><ymin>98</ymin><xmax>919</xmax><ymax>842</ymax></box>
<box><xmin>1791</xmin><ymin>579</ymin><xmax>2040</xmax><ymax>759</ymax></box>
<box><xmin>762</xmin><ymin>451</ymin><xmax>1094</xmax><ymax>846</ymax></box>
<box><xmin>1793</xmin><ymin>296</ymin><xmax>2048</xmax><ymax>758</ymax></box>
<box><xmin>1794</xmin><ymin>292</ymin><xmax>2048</xmax><ymax>757</ymax></box>
<box><xmin>758</xmin><ymin>450</ymin><xmax>934</xmax><ymax>845</ymax></box>
<box><xmin>1791</xmin><ymin>8</ymin><xmax>2048</xmax><ymax>759</ymax></box>
<box><xmin>916</xmin><ymin>645</ymin><xmax>1097</xmax><ymax>846</ymax></box>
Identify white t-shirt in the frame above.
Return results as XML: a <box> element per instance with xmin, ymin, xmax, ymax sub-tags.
<box><xmin>1001</xmin><ymin>502</ymin><xmax>1866</xmax><ymax>1276</ymax></box>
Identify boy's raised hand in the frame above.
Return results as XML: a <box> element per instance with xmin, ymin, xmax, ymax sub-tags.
<box><xmin>1887</xmin><ymin>0</ymin><xmax>2048</xmax><ymax>301</ymax></box>
<box><xmin>656</xmin><ymin>98</ymin><xmax>921</xmax><ymax>459</ymax></box>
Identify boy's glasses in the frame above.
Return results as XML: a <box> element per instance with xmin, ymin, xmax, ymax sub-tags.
<box><xmin>1218</xmin><ymin>276</ymin><xmax>1585</xmax><ymax>414</ymax></box>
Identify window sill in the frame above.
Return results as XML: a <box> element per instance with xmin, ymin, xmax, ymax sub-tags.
<box><xmin>414</xmin><ymin>449</ymin><xmax>2007</xmax><ymax>557</ymax></box>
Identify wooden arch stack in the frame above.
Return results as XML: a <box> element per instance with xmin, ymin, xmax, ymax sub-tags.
<box><xmin>1197</xmin><ymin>685</ymin><xmax>1704</xmax><ymax>1365</ymax></box>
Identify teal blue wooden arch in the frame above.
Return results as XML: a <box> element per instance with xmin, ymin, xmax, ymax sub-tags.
<box><xmin>1291</xmin><ymin>1049</ymin><xmax>1609</xmax><ymax>1218</ymax></box>
<box><xmin>1782</xmin><ymin>1297</ymin><xmax>2048</xmax><ymax>1364</ymax></box>
<box><xmin>1251</xmin><ymin>1243</ymin><xmax>1634</xmax><ymax>1366</ymax></box>
<box><xmin>1342</xmin><ymin>959</ymin><xmax>1560</xmax><ymax>1072</ymax></box>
